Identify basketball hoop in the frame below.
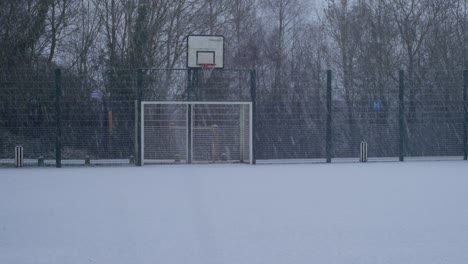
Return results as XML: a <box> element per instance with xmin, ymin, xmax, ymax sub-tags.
<box><xmin>200</xmin><ymin>63</ymin><xmax>216</xmax><ymax>81</ymax></box>
<box><xmin>187</xmin><ymin>35</ymin><xmax>224</xmax><ymax>81</ymax></box>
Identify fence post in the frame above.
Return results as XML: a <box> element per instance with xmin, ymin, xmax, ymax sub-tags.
<box><xmin>134</xmin><ymin>100</ymin><xmax>138</xmax><ymax>163</ymax></box>
<box><xmin>464</xmin><ymin>70</ymin><xmax>468</xmax><ymax>160</ymax></box>
<box><xmin>250</xmin><ymin>69</ymin><xmax>257</xmax><ymax>165</ymax></box>
<box><xmin>137</xmin><ymin>69</ymin><xmax>143</xmax><ymax>166</ymax></box>
<box><xmin>399</xmin><ymin>70</ymin><xmax>406</xmax><ymax>162</ymax></box>
<box><xmin>187</xmin><ymin>70</ymin><xmax>192</xmax><ymax>164</ymax></box>
<box><xmin>326</xmin><ymin>70</ymin><xmax>333</xmax><ymax>163</ymax></box>
<box><xmin>55</xmin><ymin>69</ymin><xmax>62</xmax><ymax>168</ymax></box>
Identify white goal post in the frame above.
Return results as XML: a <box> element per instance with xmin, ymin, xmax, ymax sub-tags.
<box><xmin>141</xmin><ymin>101</ymin><xmax>253</xmax><ymax>165</ymax></box>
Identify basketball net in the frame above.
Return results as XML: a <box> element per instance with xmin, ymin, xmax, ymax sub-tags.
<box><xmin>201</xmin><ymin>63</ymin><xmax>216</xmax><ymax>82</ymax></box>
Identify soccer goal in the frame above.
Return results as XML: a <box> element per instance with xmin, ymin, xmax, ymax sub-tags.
<box><xmin>141</xmin><ymin>101</ymin><xmax>253</xmax><ymax>165</ymax></box>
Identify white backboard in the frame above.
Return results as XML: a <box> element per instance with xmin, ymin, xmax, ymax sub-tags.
<box><xmin>187</xmin><ymin>35</ymin><xmax>224</xmax><ymax>69</ymax></box>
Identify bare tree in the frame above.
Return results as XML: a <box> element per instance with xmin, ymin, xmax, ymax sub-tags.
<box><xmin>263</xmin><ymin>0</ymin><xmax>306</xmax><ymax>96</ymax></box>
<box><xmin>0</xmin><ymin>0</ymin><xmax>51</xmax><ymax>67</ymax></box>
<box><xmin>96</xmin><ymin>0</ymin><xmax>129</xmax><ymax>68</ymax></box>
<box><xmin>42</xmin><ymin>0</ymin><xmax>73</xmax><ymax>64</ymax></box>
<box><xmin>325</xmin><ymin>0</ymin><xmax>369</xmax><ymax>110</ymax></box>
<box><xmin>224</xmin><ymin>0</ymin><xmax>260</xmax><ymax>68</ymax></box>
<box><xmin>70</xmin><ymin>0</ymin><xmax>102</xmax><ymax>75</ymax></box>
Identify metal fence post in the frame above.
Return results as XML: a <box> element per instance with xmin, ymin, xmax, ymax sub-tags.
<box><xmin>134</xmin><ymin>100</ymin><xmax>138</xmax><ymax>164</ymax></box>
<box><xmin>187</xmin><ymin>70</ymin><xmax>192</xmax><ymax>164</ymax></box>
<box><xmin>250</xmin><ymin>69</ymin><xmax>257</xmax><ymax>165</ymax></box>
<box><xmin>55</xmin><ymin>69</ymin><xmax>62</xmax><ymax>168</ymax></box>
<box><xmin>399</xmin><ymin>70</ymin><xmax>406</xmax><ymax>162</ymax></box>
<box><xmin>137</xmin><ymin>69</ymin><xmax>143</xmax><ymax>166</ymax></box>
<box><xmin>464</xmin><ymin>70</ymin><xmax>468</xmax><ymax>160</ymax></box>
<box><xmin>240</xmin><ymin>104</ymin><xmax>245</xmax><ymax>163</ymax></box>
<box><xmin>326</xmin><ymin>70</ymin><xmax>333</xmax><ymax>163</ymax></box>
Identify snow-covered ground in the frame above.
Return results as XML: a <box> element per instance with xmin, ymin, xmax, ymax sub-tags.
<box><xmin>1</xmin><ymin>161</ymin><xmax>468</xmax><ymax>264</ymax></box>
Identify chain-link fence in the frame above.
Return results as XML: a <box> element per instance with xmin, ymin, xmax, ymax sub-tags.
<box><xmin>332</xmin><ymin>71</ymin><xmax>400</xmax><ymax>160</ymax></box>
<box><xmin>405</xmin><ymin>70</ymin><xmax>465</xmax><ymax>158</ymax></box>
<box><xmin>255</xmin><ymin>70</ymin><xmax>467</xmax><ymax>162</ymax></box>
<box><xmin>60</xmin><ymin>69</ymin><xmax>137</xmax><ymax>164</ymax></box>
<box><xmin>0</xmin><ymin>68</ymin><xmax>55</xmax><ymax>166</ymax></box>
<box><xmin>0</xmin><ymin>68</ymin><xmax>467</xmax><ymax>166</ymax></box>
<box><xmin>1</xmin><ymin>68</ymin><xmax>139</xmax><ymax>166</ymax></box>
<box><xmin>142</xmin><ymin>68</ymin><xmax>252</xmax><ymax>102</ymax></box>
<box><xmin>255</xmin><ymin>71</ymin><xmax>327</xmax><ymax>160</ymax></box>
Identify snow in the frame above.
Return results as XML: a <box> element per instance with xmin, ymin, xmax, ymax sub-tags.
<box><xmin>1</xmin><ymin>161</ymin><xmax>468</xmax><ymax>264</ymax></box>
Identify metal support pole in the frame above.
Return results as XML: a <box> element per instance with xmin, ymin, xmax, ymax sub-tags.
<box><xmin>187</xmin><ymin>69</ymin><xmax>192</xmax><ymax>101</ymax></box>
<box><xmin>137</xmin><ymin>69</ymin><xmax>143</xmax><ymax>166</ymax></box>
<box><xmin>134</xmin><ymin>100</ymin><xmax>138</xmax><ymax>163</ymax></box>
<box><xmin>55</xmin><ymin>69</ymin><xmax>62</xmax><ymax>168</ymax></box>
<box><xmin>250</xmin><ymin>70</ymin><xmax>257</xmax><ymax>165</ymax></box>
<box><xmin>187</xmin><ymin>70</ymin><xmax>193</xmax><ymax>164</ymax></box>
<box><xmin>326</xmin><ymin>70</ymin><xmax>333</xmax><ymax>163</ymax></box>
<box><xmin>187</xmin><ymin>105</ymin><xmax>192</xmax><ymax>164</ymax></box>
<box><xmin>399</xmin><ymin>70</ymin><xmax>406</xmax><ymax>162</ymax></box>
<box><xmin>240</xmin><ymin>105</ymin><xmax>245</xmax><ymax>163</ymax></box>
<box><xmin>464</xmin><ymin>70</ymin><xmax>468</xmax><ymax>160</ymax></box>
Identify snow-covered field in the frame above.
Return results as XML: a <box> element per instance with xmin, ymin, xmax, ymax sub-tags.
<box><xmin>1</xmin><ymin>161</ymin><xmax>468</xmax><ymax>264</ymax></box>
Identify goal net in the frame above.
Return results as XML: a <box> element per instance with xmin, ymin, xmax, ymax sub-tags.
<box><xmin>141</xmin><ymin>101</ymin><xmax>252</xmax><ymax>165</ymax></box>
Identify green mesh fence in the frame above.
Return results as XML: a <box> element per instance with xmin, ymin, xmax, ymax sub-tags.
<box><xmin>0</xmin><ymin>68</ymin><xmax>466</xmax><ymax>166</ymax></box>
<box><xmin>0</xmin><ymin>68</ymin><xmax>55</xmax><ymax>166</ymax></box>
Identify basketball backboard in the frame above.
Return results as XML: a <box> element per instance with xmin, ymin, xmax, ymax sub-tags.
<box><xmin>187</xmin><ymin>35</ymin><xmax>224</xmax><ymax>69</ymax></box>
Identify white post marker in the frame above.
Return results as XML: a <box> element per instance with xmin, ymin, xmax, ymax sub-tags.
<box><xmin>15</xmin><ymin>145</ymin><xmax>24</xmax><ymax>167</ymax></box>
<box><xmin>360</xmin><ymin>142</ymin><xmax>368</xmax><ymax>162</ymax></box>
